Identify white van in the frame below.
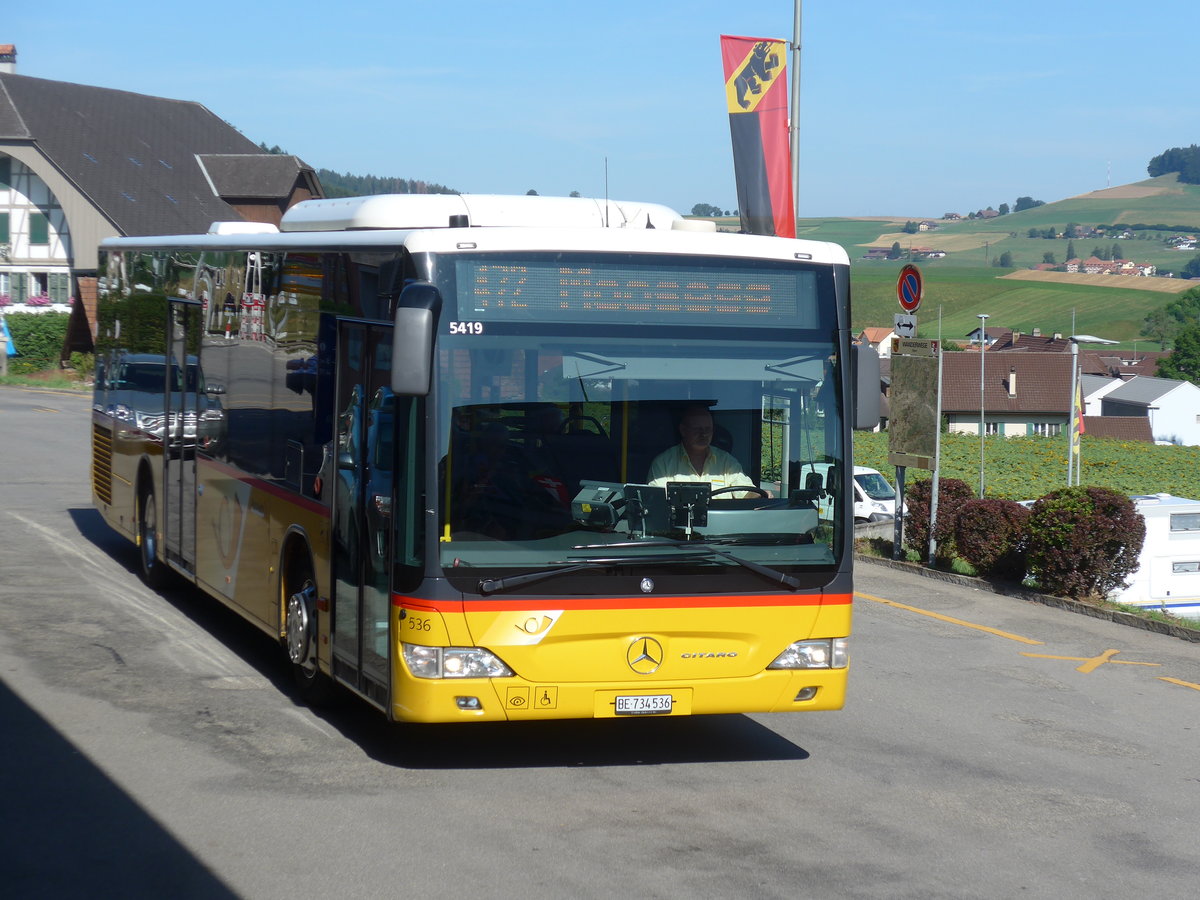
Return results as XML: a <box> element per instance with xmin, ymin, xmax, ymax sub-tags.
<box><xmin>1109</xmin><ymin>494</ymin><xmax>1200</xmax><ymax>623</ymax></box>
<box><xmin>797</xmin><ymin>463</ymin><xmax>898</xmax><ymax>523</ymax></box>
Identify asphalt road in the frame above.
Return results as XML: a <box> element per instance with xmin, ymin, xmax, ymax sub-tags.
<box><xmin>2</xmin><ymin>386</ymin><xmax>1198</xmax><ymax>899</ymax></box>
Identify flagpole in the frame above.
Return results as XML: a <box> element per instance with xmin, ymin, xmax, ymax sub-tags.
<box><xmin>790</xmin><ymin>0</ymin><xmax>802</xmax><ymax>220</ymax></box>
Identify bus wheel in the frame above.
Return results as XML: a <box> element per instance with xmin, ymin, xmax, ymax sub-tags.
<box><xmin>284</xmin><ymin>575</ymin><xmax>335</xmax><ymax>705</ymax></box>
<box><xmin>137</xmin><ymin>483</ymin><xmax>167</xmax><ymax>588</ymax></box>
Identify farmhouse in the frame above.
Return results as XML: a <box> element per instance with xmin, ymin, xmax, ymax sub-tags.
<box><xmin>941</xmin><ymin>353</ymin><xmax>1073</xmax><ymax>437</ymax></box>
<box><xmin>0</xmin><ymin>49</ymin><xmax>320</xmax><ymax>352</ymax></box>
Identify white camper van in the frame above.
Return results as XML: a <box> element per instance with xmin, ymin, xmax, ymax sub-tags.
<box><xmin>798</xmin><ymin>463</ymin><xmax>897</xmax><ymax>523</ymax></box>
<box><xmin>1109</xmin><ymin>494</ymin><xmax>1200</xmax><ymax>623</ymax></box>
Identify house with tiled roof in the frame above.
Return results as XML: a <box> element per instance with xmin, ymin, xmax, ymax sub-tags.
<box><xmin>0</xmin><ymin>54</ymin><xmax>321</xmax><ymax>353</ymax></box>
<box><xmin>941</xmin><ymin>352</ymin><xmax>1076</xmax><ymax>436</ymax></box>
<box><xmin>857</xmin><ymin>326</ymin><xmax>897</xmax><ymax>358</ymax></box>
<box><xmin>1080</xmin><ymin>349</ymin><xmax>1170</xmax><ymax>380</ymax></box>
<box><xmin>988</xmin><ymin>329</ymin><xmax>1073</xmax><ymax>353</ymax></box>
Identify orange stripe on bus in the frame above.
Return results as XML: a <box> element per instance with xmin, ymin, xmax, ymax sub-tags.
<box><xmin>393</xmin><ymin>593</ymin><xmax>852</xmax><ymax>612</ymax></box>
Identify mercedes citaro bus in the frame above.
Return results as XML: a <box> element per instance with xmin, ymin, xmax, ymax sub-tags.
<box><xmin>90</xmin><ymin>193</ymin><xmax>879</xmax><ymax>723</ymax></box>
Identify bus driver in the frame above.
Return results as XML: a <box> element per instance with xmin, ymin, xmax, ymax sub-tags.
<box><xmin>647</xmin><ymin>404</ymin><xmax>757</xmax><ymax>497</ymax></box>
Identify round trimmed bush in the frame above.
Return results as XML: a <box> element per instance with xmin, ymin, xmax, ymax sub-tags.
<box><xmin>1025</xmin><ymin>486</ymin><xmax>1145</xmax><ymax>599</ymax></box>
<box><xmin>954</xmin><ymin>498</ymin><xmax>1030</xmax><ymax>580</ymax></box>
<box><xmin>903</xmin><ymin>477</ymin><xmax>974</xmax><ymax>563</ymax></box>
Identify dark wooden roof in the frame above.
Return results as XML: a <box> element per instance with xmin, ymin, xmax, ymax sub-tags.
<box><xmin>0</xmin><ymin>72</ymin><xmax>313</xmax><ymax>235</ymax></box>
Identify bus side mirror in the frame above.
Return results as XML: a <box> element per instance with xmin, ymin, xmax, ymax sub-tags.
<box><xmin>852</xmin><ymin>342</ymin><xmax>881</xmax><ymax>431</ymax></box>
<box><xmin>391</xmin><ymin>282</ymin><xmax>443</xmax><ymax>397</ymax></box>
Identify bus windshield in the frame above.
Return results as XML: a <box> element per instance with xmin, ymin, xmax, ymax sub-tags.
<box><xmin>432</xmin><ymin>256</ymin><xmax>847</xmax><ymax>596</ymax></box>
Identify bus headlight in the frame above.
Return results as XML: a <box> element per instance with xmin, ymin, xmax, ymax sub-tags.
<box><xmin>402</xmin><ymin>644</ymin><xmax>515</xmax><ymax>679</ymax></box>
<box><xmin>767</xmin><ymin>638</ymin><xmax>849</xmax><ymax>670</ymax></box>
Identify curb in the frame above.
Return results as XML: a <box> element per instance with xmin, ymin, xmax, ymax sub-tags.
<box><xmin>857</xmin><ymin>553</ymin><xmax>1200</xmax><ymax>644</ymax></box>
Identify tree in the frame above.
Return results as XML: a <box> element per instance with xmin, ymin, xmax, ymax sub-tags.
<box><xmin>903</xmin><ymin>220</ymin><xmax>919</xmax><ymax>234</ymax></box>
<box><xmin>1014</xmin><ymin>196</ymin><xmax>1045</xmax><ymax>212</ymax></box>
<box><xmin>1027</xmin><ymin>227</ymin><xmax>1041</xmax><ymax>239</ymax></box>
<box><xmin>1184</xmin><ymin>254</ymin><xmax>1200</xmax><ymax>279</ymax></box>
<box><xmin>998</xmin><ymin>203</ymin><xmax>1010</xmax><ymax>216</ymax></box>
<box><xmin>1043</xmin><ymin>251</ymin><xmax>1056</xmax><ymax>265</ymax></box>
<box><xmin>888</xmin><ymin>241</ymin><xmax>903</xmax><ymax>260</ymax></box>
<box><xmin>690</xmin><ymin>203</ymin><xmax>722</xmax><ymax>217</ymax></box>
<box><xmin>1111</xmin><ymin>242</ymin><xmax>1123</xmax><ymax>261</ymax></box>
<box><xmin>1042</xmin><ymin>227</ymin><xmax>1056</xmax><ymax>239</ymax></box>
<box><xmin>1066</xmin><ymin>240</ymin><xmax>1076</xmax><ymax>260</ymax></box>
<box><xmin>526</xmin><ymin>189</ymin><xmax>539</xmax><ymax>195</ymax></box>
<box><xmin>995</xmin><ymin>250</ymin><xmax>1014</xmax><ymax>268</ymax></box>
<box><xmin>1158</xmin><ymin>325</ymin><xmax>1200</xmax><ymax>384</ymax></box>
<box><xmin>1164</xmin><ymin>286</ymin><xmax>1200</xmax><ymax>325</ymax></box>
<box><xmin>569</xmin><ymin>190</ymin><xmax>581</xmax><ymax>198</ymax></box>
<box><xmin>1143</xmin><ymin>308</ymin><xmax>1179</xmax><ymax>349</ymax></box>
<box><xmin>1147</xmin><ymin>144</ymin><xmax>1200</xmax><ymax>184</ymax></box>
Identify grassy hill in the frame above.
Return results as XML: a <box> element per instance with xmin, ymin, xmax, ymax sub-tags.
<box><xmin>848</xmin><ymin>266</ymin><xmax>1187</xmax><ymax>344</ymax></box>
<box><xmin>774</xmin><ymin>174</ymin><xmax>1200</xmax><ymax>343</ymax></box>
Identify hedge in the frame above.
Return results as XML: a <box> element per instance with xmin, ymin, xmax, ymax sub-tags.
<box><xmin>3</xmin><ymin>312</ymin><xmax>70</xmax><ymax>374</ymax></box>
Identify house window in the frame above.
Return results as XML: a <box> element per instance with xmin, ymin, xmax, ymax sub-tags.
<box><xmin>49</xmin><ymin>272</ymin><xmax>69</xmax><ymax>302</ymax></box>
<box><xmin>29</xmin><ymin>212</ymin><xmax>49</xmax><ymax>245</ymax></box>
<box><xmin>1169</xmin><ymin>513</ymin><xmax>1200</xmax><ymax>532</ymax></box>
<box><xmin>0</xmin><ymin>212</ymin><xmax>9</xmax><ymax>243</ymax></box>
<box><xmin>1030</xmin><ymin>422</ymin><xmax>1062</xmax><ymax>437</ymax></box>
<box><xmin>984</xmin><ymin>421</ymin><xmax>1000</xmax><ymax>436</ymax></box>
<box><xmin>1172</xmin><ymin>561</ymin><xmax>1200</xmax><ymax>573</ymax></box>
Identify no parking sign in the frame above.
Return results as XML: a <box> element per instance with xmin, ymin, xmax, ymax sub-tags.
<box><xmin>897</xmin><ymin>264</ymin><xmax>923</xmax><ymax>313</ymax></box>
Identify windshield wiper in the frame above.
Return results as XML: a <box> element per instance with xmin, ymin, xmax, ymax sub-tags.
<box><xmin>572</xmin><ymin>539</ymin><xmax>803</xmax><ymax>590</ymax></box>
<box><xmin>476</xmin><ymin>553</ymin><xmax>707</xmax><ymax>595</ymax></box>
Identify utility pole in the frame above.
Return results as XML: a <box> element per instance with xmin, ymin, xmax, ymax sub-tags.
<box><xmin>789</xmin><ymin>1</ymin><xmax>803</xmax><ymax>221</ymax></box>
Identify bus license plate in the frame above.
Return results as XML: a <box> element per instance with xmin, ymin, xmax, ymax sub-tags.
<box><xmin>615</xmin><ymin>694</ymin><xmax>673</xmax><ymax>715</ymax></box>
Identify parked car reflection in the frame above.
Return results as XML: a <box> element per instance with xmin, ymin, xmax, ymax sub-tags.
<box><xmin>102</xmin><ymin>352</ymin><xmax>226</xmax><ymax>455</ymax></box>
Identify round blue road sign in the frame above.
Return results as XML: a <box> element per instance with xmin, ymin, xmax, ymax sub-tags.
<box><xmin>897</xmin><ymin>264</ymin><xmax>923</xmax><ymax>312</ymax></box>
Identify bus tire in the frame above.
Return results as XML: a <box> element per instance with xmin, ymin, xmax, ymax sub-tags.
<box><xmin>137</xmin><ymin>482</ymin><xmax>168</xmax><ymax>589</ymax></box>
<box><xmin>283</xmin><ymin>567</ymin><xmax>336</xmax><ymax>706</ymax></box>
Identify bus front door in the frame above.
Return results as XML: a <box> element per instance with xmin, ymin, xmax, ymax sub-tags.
<box><xmin>163</xmin><ymin>298</ymin><xmax>202</xmax><ymax>576</ymax></box>
<box><xmin>331</xmin><ymin>321</ymin><xmax>393</xmax><ymax>705</ymax></box>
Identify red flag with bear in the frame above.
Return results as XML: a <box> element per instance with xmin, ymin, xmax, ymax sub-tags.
<box><xmin>720</xmin><ymin>35</ymin><xmax>795</xmax><ymax>238</ymax></box>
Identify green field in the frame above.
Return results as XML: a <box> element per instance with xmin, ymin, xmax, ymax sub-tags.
<box><xmin>848</xmin><ymin>266</ymin><xmax>1176</xmax><ymax>344</ymax></box>
<box><xmin>854</xmin><ymin>431</ymin><xmax>1200</xmax><ymax>501</ymax></box>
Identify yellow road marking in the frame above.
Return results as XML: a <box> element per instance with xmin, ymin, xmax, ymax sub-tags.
<box><xmin>856</xmin><ymin>591</ymin><xmax>1043</xmax><ymax>645</ymax></box>
<box><xmin>1019</xmin><ymin>649</ymin><xmax>1161</xmax><ymax>673</ymax></box>
<box><xmin>1158</xmin><ymin>677</ymin><xmax>1200</xmax><ymax>692</ymax></box>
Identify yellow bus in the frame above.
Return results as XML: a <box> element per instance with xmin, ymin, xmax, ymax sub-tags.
<box><xmin>91</xmin><ymin>194</ymin><xmax>879</xmax><ymax>722</ymax></box>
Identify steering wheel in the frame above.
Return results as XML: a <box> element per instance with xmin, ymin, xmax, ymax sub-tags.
<box><xmin>560</xmin><ymin>415</ymin><xmax>606</xmax><ymax>437</ymax></box>
<box><xmin>709</xmin><ymin>485</ymin><xmax>769</xmax><ymax>498</ymax></box>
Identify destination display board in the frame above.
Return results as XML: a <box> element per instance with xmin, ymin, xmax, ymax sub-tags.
<box><xmin>455</xmin><ymin>258</ymin><xmax>818</xmax><ymax>327</ymax></box>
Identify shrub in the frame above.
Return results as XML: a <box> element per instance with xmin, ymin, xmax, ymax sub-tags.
<box><xmin>3</xmin><ymin>312</ymin><xmax>70</xmax><ymax>374</ymax></box>
<box><xmin>68</xmin><ymin>351</ymin><xmax>95</xmax><ymax>381</ymax></box>
<box><xmin>1025</xmin><ymin>487</ymin><xmax>1145</xmax><ymax>599</ymax></box>
<box><xmin>903</xmin><ymin>477</ymin><xmax>974</xmax><ymax>563</ymax></box>
<box><xmin>954</xmin><ymin>498</ymin><xmax>1030</xmax><ymax>580</ymax></box>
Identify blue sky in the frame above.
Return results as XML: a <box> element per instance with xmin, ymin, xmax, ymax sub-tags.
<box><xmin>7</xmin><ymin>1</ymin><xmax>1199</xmax><ymax>218</ymax></box>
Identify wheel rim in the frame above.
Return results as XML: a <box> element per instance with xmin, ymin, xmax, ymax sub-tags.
<box><xmin>286</xmin><ymin>582</ymin><xmax>318</xmax><ymax>672</ymax></box>
<box><xmin>141</xmin><ymin>494</ymin><xmax>156</xmax><ymax>566</ymax></box>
